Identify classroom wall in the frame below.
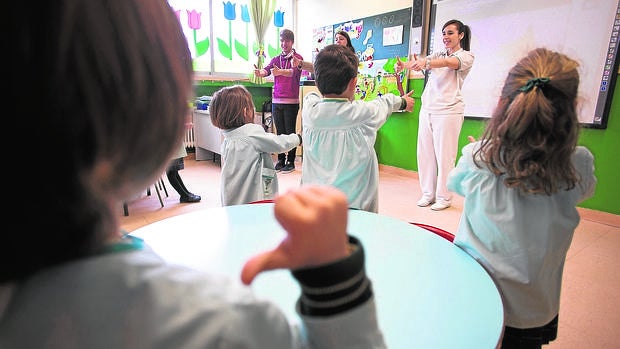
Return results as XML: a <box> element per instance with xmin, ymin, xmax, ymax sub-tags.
<box><xmin>293</xmin><ymin>0</ymin><xmax>620</xmax><ymax>214</ymax></box>
<box><xmin>294</xmin><ymin>0</ymin><xmax>412</xmax><ymax>61</ymax></box>
<box><xmin>376</xmin><ymin>79</ymin><xmax>620</xmax><ymax>215</ymax></box>
<box><xmin>296</xmin><ymin>0</ymin><xmax>620</xmax><ymax>215</ymax></box>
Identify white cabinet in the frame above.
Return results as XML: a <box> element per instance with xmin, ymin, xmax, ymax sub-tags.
<box><xmin>193</xmin><ymin>109</ymin><xmax>267</xmax><ymax>161</ymax></box>
<box><xmin>193</xmin><ymin>110</ymin><xmax>222</xmax><ymax>161</ymax></box>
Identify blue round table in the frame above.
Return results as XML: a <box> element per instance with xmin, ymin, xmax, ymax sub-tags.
<box><xmin>131</xmin><ymin>203</ymin><xmax>504</xmax><ymax>348</ymax></box>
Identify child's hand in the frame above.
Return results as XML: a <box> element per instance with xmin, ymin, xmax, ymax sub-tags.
<box><xmin>240</xmin><ymin>185</ymin><xmax>350</xmax><ymax>285</ymax></box>
<box><xmin>403</xmin><ymin>90</ymin><xmax>415</xmax><ymax>112</ymax></box>
<box><xmin>467</xmin><ymin>136</ymin><xmax>476</xmax><ymax>143</ymax></box>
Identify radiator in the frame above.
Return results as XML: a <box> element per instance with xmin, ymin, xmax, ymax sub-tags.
<box><xmin>184</xmin><ymin>127</ymin><xmax>195</xmax><ymax>150</ymax></box>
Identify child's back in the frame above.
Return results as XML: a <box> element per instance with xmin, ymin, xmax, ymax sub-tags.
<box><xmin>301</xmin><ymin>45</ymin><xmax>413</xmax><ymax>212</ymax></box>
<box><xmin>210</xmin><ymin>85</ymin><xmax>301</xmax><ymax>206</ymax></box>
<box><xmin>447</xmin><ymin>48</ymin><xmax>596</xmax><ymax>347</ymax></box>
<box><xmin>302</xmin><ymin>94</ymin><xmax>401</xmax><ymax>212</ymax></box>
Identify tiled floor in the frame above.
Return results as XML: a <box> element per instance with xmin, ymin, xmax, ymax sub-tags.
<box><xmin>121</xmin><ymin>153</ymin><xmax>620</xmax><ymax>349</ymax></box>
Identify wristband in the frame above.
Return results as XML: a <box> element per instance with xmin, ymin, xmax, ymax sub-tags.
<box><xmin>297</xmin><ymin>60</ymin><xmax>303</xmax><ymax>69</ymax></box>
<box><xmin>400</xmin><ymin>97</ymin><xmax>407</xmax><ymax>110</ymax></box>
<box><xmin>425</xmin><ymin>58</ymin><xmax>431</xmax><ymax>70</ymax></box>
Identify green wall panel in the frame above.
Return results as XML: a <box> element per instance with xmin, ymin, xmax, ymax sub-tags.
<box><xmin>194</xmin><ymin>80</ymin><xmax>273</xmax><ymax>111</ymax></box>
<box><xmin>376</xmin><ymin>78</ymin><xmax>620</xmax><ymax>215</ymax></box>
<box><xmin>196</xmin><ymin>78</ymin><xmax>619</xmax><ymax>215</ymax></box>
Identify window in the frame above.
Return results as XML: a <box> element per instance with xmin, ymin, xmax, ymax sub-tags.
<box><xmin>169</xmin><ymin>0</ymin><xmax>294</xmax><ymax>78</ymax></box>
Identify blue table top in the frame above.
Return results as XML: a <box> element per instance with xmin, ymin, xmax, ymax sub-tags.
<box><xmin>131</xmin><ymin>204</ymin><xmax>504</xmax><ymax>348</ymax></box>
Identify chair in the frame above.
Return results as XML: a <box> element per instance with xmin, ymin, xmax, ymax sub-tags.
<box><xmin>248</xmin><ymin>199</ymin><xmax>275</xmax><ymax>204</ymax></box>
<box><xmin>260</xmin><ymin>100</ymin><xmax>273</xmax><ymax>133</ymax></box>
<box><xmin>123</xmin><ymin>177</ymin><xmax>168</xmax><ymax>216</ymax></box>
<box><xmin>410</xmin><ymin>222</ymin><xmax>455</xmax><ymax>242</ymax></box>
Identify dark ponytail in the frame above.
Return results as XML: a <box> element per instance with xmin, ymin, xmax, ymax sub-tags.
<box><xmin>443</xmin><ymin>19</ymin><xmax>471</xmax><ymax>51</ymax></box>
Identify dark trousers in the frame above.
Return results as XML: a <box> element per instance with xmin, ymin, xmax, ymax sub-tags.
<box><xmin>166</xmin><ymin>158</ymin><xmax>192</xmax><ymax>198</ymax></box>
<box><xmin>501</xmin><ymin>315</ymin><xmax>558</xmax><ymax>349</ymax></box>
<box><xmin>272</xmin><ymin>103</ymin><xmax>299</xmax><ymax>164</ymax></box>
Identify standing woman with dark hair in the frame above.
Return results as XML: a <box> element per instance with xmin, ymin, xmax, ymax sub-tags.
<box><xmin>396</xmin><ymin>19</ymin><xmax>474</xmax><ymax>211</ymax></box>
<box><xmin>293</xmin><ymin>30</ymin><xmax>356</xmax><ymax>72</ymax></box>
<box><xmin>335</xmin><ymin>30</ymin><xmax>355</xmax><ymax>52</ymax></box>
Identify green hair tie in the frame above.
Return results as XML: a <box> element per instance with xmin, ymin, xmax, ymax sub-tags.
<box><xmin>519</xmin><ymin>77</ymin><xmax>550</xmax><ymax>92</ymax></box>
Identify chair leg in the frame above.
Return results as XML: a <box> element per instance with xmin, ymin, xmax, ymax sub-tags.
<box><xmin>153</xmin><ymin>181</ymin><xmax>164</xmax><ymax>208</ymax></box>
<box><xmin>159</xmin><ymin>177</ymin><xmax>169</xmax><ymax>197</ymax></box>
<box><xmin>122</xmin><ymin>178</ymin><xmax>165</xmax><ymax>216</ymax></box>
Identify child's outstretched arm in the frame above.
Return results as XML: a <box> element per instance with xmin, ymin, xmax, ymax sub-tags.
<box><xmin>402</xmin><ymin>90</ymin><xmax>415</xmax><ymax>112</ymax></box>
<box><xmin>240</xmin><ymin>185</ymin><xmax>384</xmax><ymax>348</ymax></box>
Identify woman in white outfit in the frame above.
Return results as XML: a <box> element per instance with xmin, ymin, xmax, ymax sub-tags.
<box><xmin>396</xmin><ymin>19</ymin><xmax>474</xmax><ymax>210</ymax></box>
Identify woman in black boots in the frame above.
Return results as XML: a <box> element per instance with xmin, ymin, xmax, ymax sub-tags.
<box><xmin>167</xmin><ymin>143</ymin><xmax>201</xmax><ymax>203</ymax></box>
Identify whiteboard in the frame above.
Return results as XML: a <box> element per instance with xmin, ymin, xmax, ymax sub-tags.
<box><xmin>429</xmin><ymin>0</ymin><xmax>620</xmax><ymax>128</ymax></box>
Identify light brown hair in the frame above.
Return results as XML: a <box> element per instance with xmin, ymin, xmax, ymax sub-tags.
<box><xmin>475</xmin><ymin>48</ymin><xmax>581</xmax><ymax>195</ymax></box>
<box><xmin>209</xmin><ymin>85</ymin><xmax>256</xmax><ymax>130</ymax></box>
<box><xmin>280</xmin><ymin>28</ymin><xmax>294</xmax><ymax>42</ymax></box>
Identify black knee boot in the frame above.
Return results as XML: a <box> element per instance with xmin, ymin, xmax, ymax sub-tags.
<box><xmin>166</xmin><ymin>170</ymin><xmax>201</xmax><ymax>203</ymax></box>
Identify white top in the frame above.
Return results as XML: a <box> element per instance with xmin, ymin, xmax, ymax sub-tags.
<box><xmin>220</xmin><ymin>123</ymin><xmax>300</xmax><ymax>206</ymax></box>
<box><xmin>447</xmin><ymin>142</ymin><xmax>596</xmax><ymax>328</ymax></box>
<box><xmin>301</xmin><ymin>92</ymin><xmax>402</xmax><ymax>212</ymax></box>
<box><xmin>0</xmin><ymin>237</ymin><xmax>383</xmax><ymax>349</ymax></box>
<box><xmin>422</xmin><ymin>49</ymin><xmax>474</xmax><ymax>115</ymax></box>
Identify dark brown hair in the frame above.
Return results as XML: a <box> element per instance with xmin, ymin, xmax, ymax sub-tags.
<box><xmin>4</xmin><ymin>0</ymin><xmax>193</xmax><ymax>281</ymax></box>
<box><xmin>314</xmin><ymin>44</ymin><xmax>359</xmax><ymax>95</ymax></box>
<box><xmin>335</xmin><ymin>30</ymin><xmax>355</xmax><ymax>52</ymax></box>
<box><xmin>443</xmin><ymin>19</ymin><xmax>471</xmax><ymax>51</ymax></box>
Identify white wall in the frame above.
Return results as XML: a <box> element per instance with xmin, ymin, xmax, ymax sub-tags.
<box><xmin>430</xmin><ymin>0</ymin><xmax>616</xmax><ymax>125</ymax></box>
<box><xmin>295</xmin><ymin>0</ymin><xmax>412</xmax><ymax>61</ymax></box>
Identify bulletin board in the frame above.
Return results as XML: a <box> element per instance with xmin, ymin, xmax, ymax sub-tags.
<box><xmin>329</xmin><ymin>7</ymin><xmax>413</xmax><ymax>101</ymax></box>
<box><xmin>428</xmin><ymin>0</ymin><xmax>620</xmax><ymax>128</ymax></box>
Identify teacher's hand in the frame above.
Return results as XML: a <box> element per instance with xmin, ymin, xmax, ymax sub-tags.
<box><xmin>240</xmin><ymin>185</ymin><xmax>350</xmax><ymax>285</ymax></box>
<box><xmin>395</xmin><ymin>56</ymin><xmax>406</xmax><ymax>73</ymax></box>
<box><xmin>253</xmin><ymin>64</ymin><xmax>265</xmax><ymax>77</ymax></box>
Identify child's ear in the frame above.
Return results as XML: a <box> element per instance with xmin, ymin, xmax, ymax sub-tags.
<box><xmin>347</xmin><ymin>77</ymin><xmax>358</xmax><ymax>98</ymax></box>
<box><xmin>349</xmin><ymin>76</ymin><xmax>358</xmax><ymax>89</ymax></box>
<box><xmin>244</xmin><ymin>107</ymin><xmax>254</xmax><ymax>123</ymax></box>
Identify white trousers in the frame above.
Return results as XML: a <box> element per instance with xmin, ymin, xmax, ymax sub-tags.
<box><xmin>416</xmin><ymin>109</ymin><xmax>464</xmax><ymax>203</ymax></box>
